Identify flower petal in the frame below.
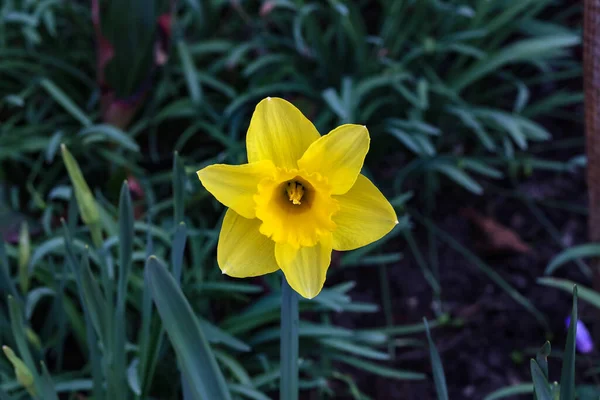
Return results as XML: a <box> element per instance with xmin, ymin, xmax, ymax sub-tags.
<box><xmin>332</xmin><ymin>174</ymin><xmax>398</xmax><ymax>251</ymax></box>
<box><xmin>197</xmin><ymin>160</ymin><xmax>275</xmax><ymax>219</ymax></box>
<box><xmin>275</xmin><ymin>234</ymin><xmax>332</xmax><ymax>299</ymax></box>
<box><xmin>246</xmin><ymin>97</ymin><xmax>321</xmax><ymax>169</ymax></box>
<box><xmin>298</xmin><ymin>124</ymin><xmax>369</xmax><ymax>195</ymax></box>
<box><xmin>218</xmin><ymin>209</ymin><xmax>279</xmax><ymax>277</ymax></box>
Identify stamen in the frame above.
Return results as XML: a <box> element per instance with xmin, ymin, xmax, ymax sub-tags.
<box><xmin>286</xmin><ymin>181</ymin><xmax>304</xmax><ymax>205</ymax></box>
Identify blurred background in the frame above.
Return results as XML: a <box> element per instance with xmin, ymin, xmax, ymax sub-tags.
<box><xmin>0</xmin><ymin>0</ymin><xmax>592</xmax><ymax>399</ymax></box>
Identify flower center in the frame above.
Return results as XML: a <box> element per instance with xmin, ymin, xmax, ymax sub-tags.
<box><xmin>254</xmin><ymin>169</ymin><xmax>339</xmax><ymax>248</ymax></box>
<box><xmin>286</xmin><ymin>181</ymin><xmax>304</xmax><ymax>205</ymax></box>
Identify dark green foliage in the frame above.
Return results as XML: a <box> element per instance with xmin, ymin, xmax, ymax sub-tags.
<box><xmin>0</xmin><ymin>0</ymin><xmax>584</xmax><ymax>398</ymax></box>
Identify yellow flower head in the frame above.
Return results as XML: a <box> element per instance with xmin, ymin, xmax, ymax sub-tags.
<box><xmin>197</xmin><ymin>97</ymin><xmax>398</xmax><ymax>299</ymax></box>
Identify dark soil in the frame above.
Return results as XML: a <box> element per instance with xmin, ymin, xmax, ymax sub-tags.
<box><xmin>331</xmin><ymin>164</ymin><xmax>593</xmax><ymax>399</ymax></box>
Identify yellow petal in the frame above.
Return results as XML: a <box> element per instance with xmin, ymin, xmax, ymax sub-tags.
<box><xmin>197</xmin><ymin>160</ymin><xmax>275</xmax><ymax>219</ymax></box>
<box><xmin>218</xmin><ymin>209</ymin><xmax>279</xmax><ymax>277</ymax></box>
<box><xmin>298</xmin><ymin>124</ymin><xmax>369</xmax><ymax>195</ymax></box>
<box><xmin>275</xmin><ymin>234</ymin><xmax>333</xmax><ymax>299</ymax></box>
<box><xmin>246</xmin><ymin>97</ymin><xmax>321</xmax><ymax>169</ymax></box>
<box><xmin>332</xmin><ymin>174</ymin><xmax>398</xmax><ymax>251</ymax></box>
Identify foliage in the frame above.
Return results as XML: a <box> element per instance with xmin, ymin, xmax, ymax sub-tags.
<box><xmin>0</xmin><ymin>0</ymin><xmax>584</xmax><ymax>398</ymax></box>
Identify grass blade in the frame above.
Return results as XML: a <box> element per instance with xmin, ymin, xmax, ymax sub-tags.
<box><xmin>39</xmin><ymin>78</ymin><xmax>92</xmax><ymax>127</ymax></box>
<box><xmin>536</xmin><ymin>341</ymin><xmax>551</xmax><ymax>379</ymax></box>
<box><xmin>177</xmin><ymin>40</ymin><xmax>203</xmax><ymax>105</ymax></box>
<box><xmin>531</xmin><ymin>359</ymin><xmax>552</xmax><ymax>400</ymax></box>
<box><xmin>61</xmin><ymin>223</ymin><xmax>103</xmax><ymax>399</ymax></box>
<box><xmin>559</xmin><ymin>285</ymin><xmax>577</xmax><ymax>400</ymax></box>
<box><xmin>424</xmin><ymin>318</ymin><xmax>448</xmax><ymax>400</ymax></box>
<box><xmin>537</xmin><ymin>278</ymin><xmax>600</xmax><ymax>309</ymax></box>
<box><xmin>79</xmin><ymin>124</ymin><xmax>140</xmax><ymax>152</ymax></box>
<box><xmin>452</xmin><ymin>34</ymin><xmax>580</xmax><ymax>91</ymax></box>
<box><xmin>331</xmin><ymin>354</ymin><xmax>425</xmax><ymax>380</ymax></box>
<box><xmin>171</xmin><ymin>222</ymin><xmax>187</xmax><ymax>283</ymax></box>
<box><xmin>145</xmin><ymin>256</ymin><xmax>231</xmax><ymax>400</ymax></box>
<box><xmin>173</xmin><ymin>152</ymin><xmax>185</xmax><ymax>224</ymax></box>
<box><xmin>40</xmin><ymin>362</ymin><xmax>59</xmax><ymax>400</ymax></box>
<box><xmin>483</xmin><ymin>384</ymin><xmax>534</xmax><ymax>400</ymax></box>
<box><xmin>545</xmin><ymin>244</ymin><xmax>600</xmax><ymax>275</ymax></box>
<box><xmin>0</xmin><ymin>241</ymin><xmax>19</xmax><ymax>300</ymax></box>
<box><xmin>114</xmin><ymin>181</ymin><xmax>134</xmax><ymax>397</ymax></box>
<box><xmin>7</xmin><ymin>296</ymin><xmax>42</xmax><ymax>395</ymax></box>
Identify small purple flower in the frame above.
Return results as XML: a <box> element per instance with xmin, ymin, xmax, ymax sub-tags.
<box><xmin>565</xmin><ymin>317</ymin><xmax>594</xmax><ymax>354</ymax></box>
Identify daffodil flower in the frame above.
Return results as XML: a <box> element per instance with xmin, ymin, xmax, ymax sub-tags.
<box><xmin>197</xmin><ymin>97</ymin><xmax>397</xmax><ymax>299</ymax></box>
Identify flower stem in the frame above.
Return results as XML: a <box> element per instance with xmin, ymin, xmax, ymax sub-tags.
<box><xmin>280</xmin><ymin>277</ymin><xmax>299</xmax><ymax>400</ymax></box>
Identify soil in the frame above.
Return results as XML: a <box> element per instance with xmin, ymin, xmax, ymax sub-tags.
<box><xmin>330</xmin><ymin>161</ymin><xmax>593</xmax><ymax>399</ymax></box>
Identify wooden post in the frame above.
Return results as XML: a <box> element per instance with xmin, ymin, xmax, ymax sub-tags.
<box><xmin>585</xmin><ymin>0</ymin><xmax>600</xmax><ymax>291</ymax></box>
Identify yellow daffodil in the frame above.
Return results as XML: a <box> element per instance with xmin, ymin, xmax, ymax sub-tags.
<box><xmin>197</xmin><ymin>97</ymin><xmax>397</xmax><ymax>299</ymax></box>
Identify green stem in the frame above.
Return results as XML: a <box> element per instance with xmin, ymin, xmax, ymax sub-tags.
<box><xmin>280</xmin><ymin>278</ymin><xmax>299</xmax><ymax>400</ymax></box>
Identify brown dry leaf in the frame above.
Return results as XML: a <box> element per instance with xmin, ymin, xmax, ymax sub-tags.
<box><xmin>461</xmin><ymin>208</ymin><xmax>531</xmax><ymax>254</ymax></box>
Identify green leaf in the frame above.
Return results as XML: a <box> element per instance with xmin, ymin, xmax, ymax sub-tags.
<box><xmin>114</xmin><ymin>181</ymin><xmax>134</xmax><ymax>395</ymax></box>
<box><xmin>25</xmin><ymin>287</ymin><xmax>55</xmax><ymax>320</ymax></box>
<box><xmin>80</xmin><ymin>251</ymin><xmax>108</xmax><ymax>344</ymax></box>
<box><xmin>60</xmin><ymin>145</ymin><xmax>101</xmax><ymax>247</ymax></box>
<box><xmin>61</xmin><ymin>223</ymin><xmax>103</xmax><ymax>399</ymax></box>
<box><xmin>177</xmin><ymin>40</ymin><xmax>203</xmax><ymax>105</ymax></box>
<box><xmin>461</xmin><ymin>159</ymin><xmax>503</xmax><ymax>179</ymax></box>
<box><xmin>39</xmin><ymin>78</ymin><xmax>92</xmax><ymax>127</ymax></box>
<box><xmin>483</xmin><ymin>384</ymin><xmax>534</xmax><ymax>400</ymax></box>
<box><xmin>531</xmin><ymin>359</ymin><xmax>552</xmax><ymax>400</ymax></box>
<box><xmin>319</xmin><ymin>338</ymin><xmax>390</xmax><ymax>360</ymax></box>
<box><xmin>229</xmin><ymin>384</ymin><xmax>272</xmax><ymax>400</ymax></box>
<box><xmin>446</xmin><ymin>107</ymin><xmax>495</xmax><ymax>151</ymax></box>
<box><xmin>331</xmin><ymin>354</ymin><xmax>425</xmax><ymax>381</ymax></box>
<box><xmin>118</xmin><ymin>181</ymin><xmax>134</xmax><ymax>301</ymax></box>
<box><xmin>145</xmin><ymin>256</ymin><xmax>231</xmax><ymax>400</ymax></box>
<box><xmin>2</xmin><ymin>345</ymin><xmax>35</xmax><ymax>395</ymax></box>
<box><xmin>538</xmin><ymin>278</ymin><xmax>600</xmax><ymax>309</ymax></box>
<box><xmin>545</xmin><ymin>244</ymin><xmax>600</xmax><ymax>275</ymax></box>
<box><xmin>79</xmin><ymin>125</ymin><xmax>140</xmax><ymax>152</ymax></box>
<box><xmin>171</xmin><ymin>222</ymin><xmax>187</xmax><ymax>284</ymax></box>
<box><xmin>452</xmin><ymin>34</ymin><xmax>580</xmax><ymax>91</ymax></box>
<box><xmin>432</xmin><ymin>163</ymin><xmax>483</xmax><ymax>195</ymax></box>
<box><xmin>7</xmin><ymin>296</ymin><xmax>42</xmax><ymax>395</ymax></box>
<box><xmin>322</xmin><ymin>88</ymin><xmax>348</xmax><ymax>121</ymax></box>
<box><xmin>39</xmin><ymin>362</ymin><xmax>59</xmax><ymax>400</ymax></box>
<box><xmin>0</xmin><ymin>241</ymin><xmax>19</xmax><ymax>299</ymax></box>
<box><xmin>424</xmin><ymin>318</ymin><xmax>448</xmax><ymax>400</ymax></box>
<box><xmin>0</xmin><ymin>388</ymin><xmax>12</xmax><ymax>400</ymax></box>
<box><xmin>173</xmin><ymin>152</ymin><xmax>186</xmax><ymax>224</ymax></box>
<box><xmin>200</xmin><ymin>318</ymin><xmax>250</xmax><ymax>352</ymax></box>
<box><xmin>18</xmin><ymin>222</ymin><xmax>30</xmax><ymax>293</ymax></box>
<box><xmin>536</xmin><ymin>341</ymin><xmax>551</xmax><ymax>379</ymax></box>
<box><xmin>214</xmin><ymin>350</ymin><xmax>252</xmax><ymax>385</ymax></box>
<box><xmin>559</xmin><ymin>285</ymin><xmax>577</xmax><ymax>400</ymax></box>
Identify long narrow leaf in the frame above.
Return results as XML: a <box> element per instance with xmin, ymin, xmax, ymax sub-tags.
<box><xmin>538</xmin><ymin>278</ymin><xmax>600</xmax><ymax>309</ymax></box>
<box><xmin>545</xmin><ymin>244</ymin><xmax>600</xmax><ymax>275</ymax></box>
<box><xmin>424</xmin><ymin>318</ymin><xmax>448</xmax><ymax>400</ymax></box>
<box><xmin>530</xmin><ymin>359</ymin><xmax>552</xmax><ymax>400</ymax></box>
<box><xmin>171</xmin><ymin>222</ymin><xmax>187</xmax><ymax>283</ymax></box>
<box><xmin>40</xmin><ymin>78</ymin><xmax>92</xmax><ymax>126</ymax></box>
<box><xmin>559</xmin><ymin>285</ymin><xmax>577</xmax><ymax>400</ymax></box>
<box><xmin>114</xmin><ymin>181</ymin><xmax>134</xmax><ymax>396</ymax></box>
<box><xmin>145</xmin><ymin>256</ymin><xmax>231</xmax><ymax>400</ymax></box>
<box><xmin>173</xmin><ymin>152</ymin><xmax>185</xmax><ymax>224</ymax></box>
<box><xmin>0</xmin><ymin>241</ymin><xmax>19</xmax><ymax>300</ymax></box>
